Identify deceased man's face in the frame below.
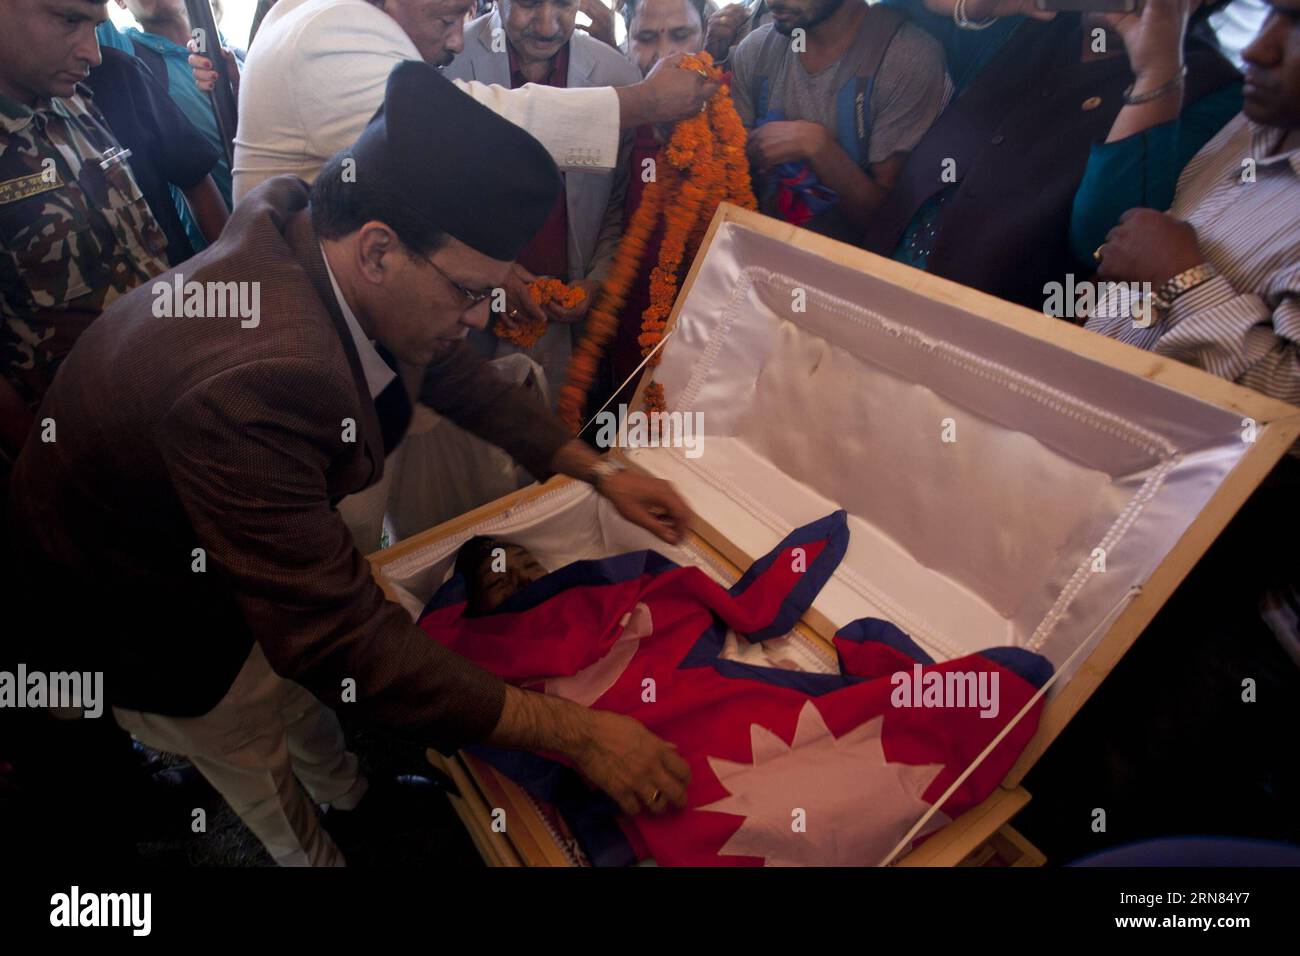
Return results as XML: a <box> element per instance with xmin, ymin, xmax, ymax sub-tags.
<box><xmin>471</xmin><ymin>542</ymin><xmax>547</xmax><ymax>613</ymax></box>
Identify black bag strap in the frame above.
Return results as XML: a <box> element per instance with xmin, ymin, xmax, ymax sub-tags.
<box><xmin>129</xmin><ymin>37</ymin><xmax>170</xmax><ymax>94</ymax></box>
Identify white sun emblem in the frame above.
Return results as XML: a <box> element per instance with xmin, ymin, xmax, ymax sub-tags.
<box><xmin>698</xmin><ymin>700</ymin><xmax>948</xmax><ymax>866</ymax></box>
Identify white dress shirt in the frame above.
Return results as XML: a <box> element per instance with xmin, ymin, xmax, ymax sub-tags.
<box><xmin>1087</xmin><ymin>114</ymin><xmax>1300</xmax><ymax>412</ymax></box>
<box><xmin>233</xmin><ymin>0</ymin><xmax>621</xmax><ymax>202</ymax></box>
<box><xmin>320</xmin><ymin>243</ymin><xmax>396</xmax><ymax>400</ymax></box>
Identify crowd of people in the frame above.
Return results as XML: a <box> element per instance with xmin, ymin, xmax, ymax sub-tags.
<box><xmin>1</xmin><ymin>0</ymin><xmax>1297</xmax><ymax>867</ymax></box>
<box><xmin>5</xmin><ymin>0</ymin><xmax>1297</xmax><ymax>478</ymax></box>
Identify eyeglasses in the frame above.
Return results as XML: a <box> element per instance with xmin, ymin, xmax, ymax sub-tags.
<box><xmin>427</xmin><ymin>257</ymin><xmax>493</xmax><ymax>307</ymax></box>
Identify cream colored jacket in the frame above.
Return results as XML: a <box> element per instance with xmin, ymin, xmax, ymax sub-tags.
<box><xmin>232</xmin><ymin>0</ymin><xmax>621</xmax><ymax>203</ymax></box>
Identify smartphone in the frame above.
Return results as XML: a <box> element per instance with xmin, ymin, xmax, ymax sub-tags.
<box><xmin>1033</xmin><ymin>0</ymin><xmax>1139</xmax><ymax>12</ymax></box>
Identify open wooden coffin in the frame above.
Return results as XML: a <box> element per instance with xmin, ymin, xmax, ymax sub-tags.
<box><xmin>369</xmin><ymin>204</ymin><xmax>1300</xmax><ymax>866</ymax></box>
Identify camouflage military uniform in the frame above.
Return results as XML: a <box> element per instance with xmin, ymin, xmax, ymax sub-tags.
<box><xmin>0</xmin><ymin>86</ymin><xmax>169</xmax><ymax>410</ymax></box>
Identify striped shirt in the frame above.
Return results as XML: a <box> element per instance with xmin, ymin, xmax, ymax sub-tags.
<box><xmin>1086</xmin><ymin>113</ymin><xmax>1300</xmax><ymax>409</ymax></box>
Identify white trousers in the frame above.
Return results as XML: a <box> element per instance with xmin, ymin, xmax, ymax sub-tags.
<box><xmin>113</xmin><ymin>643</ymin><xmax>368</xmax><ymax>867</ymax></box>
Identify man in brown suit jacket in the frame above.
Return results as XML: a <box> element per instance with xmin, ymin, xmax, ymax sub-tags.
<box><xmin>6</xmin><ymin>62</ymin><xmax>693</xmax><ymax>866</ymax></box>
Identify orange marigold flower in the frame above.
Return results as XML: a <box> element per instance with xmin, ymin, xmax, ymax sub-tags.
<box><xmin>495</xmin><ymin>314</ymin><xmax>548</xmax><ymax>349</ymax></box>
<box><xmin>500</xmin><ymin>278</ymin><xmax>589</xmax><ymax>349</ymax></box>
<box><xmin>643</xmin><ymin>382</ymin><xmax>666</xmax><ymax>414</ymax></box>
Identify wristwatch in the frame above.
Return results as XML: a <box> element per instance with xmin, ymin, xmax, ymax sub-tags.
<box><xmin>1153</xmin><ymin>263</ymin><xmax>1218</xmax><ymax>312</ymax></box>
<box><xmin>588</xmin><ymin>458</ymin><xmax>626</xmax><ymax>488</ymax></box>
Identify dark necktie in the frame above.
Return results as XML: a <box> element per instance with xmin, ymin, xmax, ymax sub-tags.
<box><xmin>372</xmin><ymin>343</ymin><xmax>412</xmax><ymax>456</ymax></box>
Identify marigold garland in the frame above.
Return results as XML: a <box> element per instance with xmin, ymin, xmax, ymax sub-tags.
<box><xmin>558</xmin><ymin>52</ymin><xmax>756</xmax><ymax>430</ymax></box>
<box><xmin>494</xmin><ymin>278</ymin><xmax>588</xmax><ymax>349</ymax></box>
<box><xmin>530</xmin><ymin>277</ymin><xmax>588</xmax><ymax>310</ymax></box>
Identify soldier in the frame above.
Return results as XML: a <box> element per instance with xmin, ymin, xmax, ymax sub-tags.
<box><xmin>1</xmin><ymin>2</ymin><xmax>192</xmax><ymax>868</ymax></box>
<box><xmin>0</xmin><ymin>0</ymin><xmax>171</xmax><ymax>459</ymax></box>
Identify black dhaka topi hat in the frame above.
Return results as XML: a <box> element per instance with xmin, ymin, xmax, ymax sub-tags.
<box><xmin>347</xmin><ymin>60</ymin><xmax>563</xmax><ymax>262</ymax></box>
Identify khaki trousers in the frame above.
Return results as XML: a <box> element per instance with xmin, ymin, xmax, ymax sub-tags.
<box><xmin>113</xmin><ymin>643</ymin><xmax>368</xmax><ymax>867</ymax></box>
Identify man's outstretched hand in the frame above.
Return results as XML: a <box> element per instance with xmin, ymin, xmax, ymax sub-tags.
<box><xmin>1095</xmin><ymin>208</ymin><xmax>1204</xmax><ymax>287</ymax></box>
<box><xmin>550</xmin><ymin>440</ymin><xmax>695</xmax><ymax>546</ymax></box>
<box><xmin>573</xmin><ymin>710</ymin><xmax>691</xmax><ymax>816</ymax></box>
<box><xmin>599</xmin><ymin>469</ymin><xmax>693</xmax><ymax>546</ymax></box>
<box><xmin>619</xmin><ymin>53</ymin><xmax>722</xmax><ymax>128</ymax></box>
<box><xmin>490</xmin><ymin>687</ymin><xmax>692</xmax><ymax>817</ymax></box>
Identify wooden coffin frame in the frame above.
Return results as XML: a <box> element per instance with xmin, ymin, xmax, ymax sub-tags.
<box><xmin>369</xmin><ymin>204</ymin><xmax>1300</xmax><ymax>866</ymax></box>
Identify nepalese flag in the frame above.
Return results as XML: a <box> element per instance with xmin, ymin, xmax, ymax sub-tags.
<box><xmin>756</xmin><ymin>110</ymin><xmax>839</xmax><ymax>228</ymax></box>
<box><xmin>419</xmin><ymin>512</ymin><xmax>1053</xmax><ymax>866</ymax></box>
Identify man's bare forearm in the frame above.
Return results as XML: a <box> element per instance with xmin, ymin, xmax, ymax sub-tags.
<box><xmin>549</xmin><ymin>438</ymin><xmax>603</xmax><ymax>483</ymax></box>
<box><xmin>615</xmin><ymin>63</ymin><xmax>721</xmax><ymax>130</ymax></box>
<box><xmin>616</xmin><ymin>83</ymin><xmax>653</xmax><ymax>130</ymax></box>
<box><xmin>485</xmin><ymin>685</ymin><xmax>693</xmax><ymax>818</ymax></box>
<box><xmin>807</xmin><ymin>136</ymin><xmax>894</xmax><ymax>230</ymax></box>
<box><xmin>485</xmin><ymin>684</ymin><xmax>590</xmax><ymax>757</ymax></box>
<box><xmin>183</xmin><ymin>175</ymin><xmax>230</xmax><ymax>243</ymax></box>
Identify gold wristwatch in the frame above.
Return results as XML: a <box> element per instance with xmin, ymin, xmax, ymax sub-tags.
<box><xmin>1153</xmin><ymin>263</ymin><xmax>1217</xmax><ymax>312</ymax></box>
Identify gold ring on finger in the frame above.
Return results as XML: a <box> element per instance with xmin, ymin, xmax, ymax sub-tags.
<box><xmin>1093</xmin><ymin>245</ymin><xmax>1104</xmax><ymax>263</ymax></box>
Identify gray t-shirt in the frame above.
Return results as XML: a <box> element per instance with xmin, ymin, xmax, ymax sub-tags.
<box><xmin>731</xmin><ymin>16</ymin><xmax>949</xmax><ymax>241</ymax></box>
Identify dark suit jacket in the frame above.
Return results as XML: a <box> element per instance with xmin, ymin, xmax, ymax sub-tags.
<box><xmin>6</xmin><ymin>175</ymin><xmax>570</xmax><ymax>752</ymax></box>
<box><xmin>860</xmin><ymin>17</ymin><xmax>1240</xmax><ymax>311</ymax></box>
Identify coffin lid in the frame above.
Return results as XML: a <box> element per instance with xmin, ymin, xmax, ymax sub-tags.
<box><xmin>618</xmin><ymin>205</ymin><xmax>1299</xmax><ymax>723</ymax></box>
